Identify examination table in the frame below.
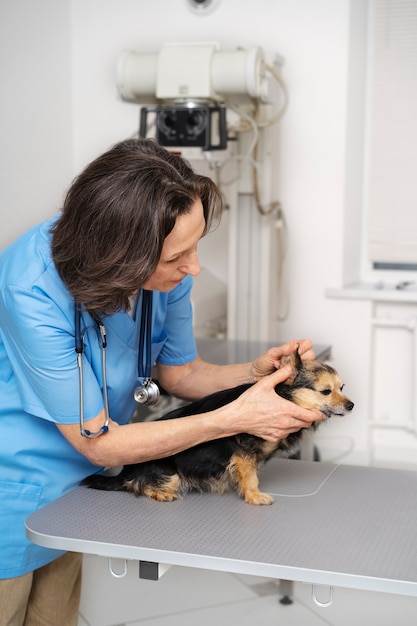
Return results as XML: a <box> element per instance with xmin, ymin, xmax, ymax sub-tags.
<box><xmin>25</xmin><ymin>340</ymin><xmax>417</xmax><ymax>605</ymax></box>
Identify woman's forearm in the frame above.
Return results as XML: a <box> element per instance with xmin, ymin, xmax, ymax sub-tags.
<box><xmin>157</xmin><ymin>357</ymin><xmax>255</xmax><ymax>401</ymax></box>
<box><xmin>156</xmin><ymin>339</ymin><xmax>314</xmax><ymax>401</ymax></box>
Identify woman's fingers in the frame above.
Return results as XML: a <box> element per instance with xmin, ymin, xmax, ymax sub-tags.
<box><xmin>251</xmin><ymin>339</ymin><xmax>315</xmax><ymax>380</ymax></box>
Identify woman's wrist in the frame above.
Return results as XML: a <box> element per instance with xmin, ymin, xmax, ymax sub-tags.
<box><xmin>248</xmin><ymin>361</ymin><xmax>259</xmax><ymax>383</ymax></box>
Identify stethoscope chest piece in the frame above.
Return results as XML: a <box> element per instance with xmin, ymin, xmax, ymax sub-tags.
<box><xmin>134</xmin><ymin>379</ymin><xmax>160</xmax><ymax>405</ymax></box>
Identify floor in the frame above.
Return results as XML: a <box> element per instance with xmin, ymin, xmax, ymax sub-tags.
<box><xmin>77</xmin><ymin>557</ymin><xmax>417</xmax><ymax>626</ymax></box>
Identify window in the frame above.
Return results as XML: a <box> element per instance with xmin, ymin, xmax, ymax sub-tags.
<box><xmin>366</xmin><ymin>0</ymin><xmax>417</xmax><ymax>272</ymax></box>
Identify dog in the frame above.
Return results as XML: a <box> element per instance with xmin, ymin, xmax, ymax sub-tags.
<box><xmin>83</xmin><ymin>349</ymin><xmax>354</xmax><ymax>505</ymax></box>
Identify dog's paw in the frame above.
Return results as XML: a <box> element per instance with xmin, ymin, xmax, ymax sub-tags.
<box><xmin>143</xmin><ymin>487</ymin><xmax>180</xmax><ymax>502</ymax></box>
<box><xmin>143</xmin><ymin>474</ymin><xmax>181</xmax><ymax>502</ymax></box>
<box><xmin>245</xmin><ymin>491</ymin><xmax>274</xmax><ymax>505</ymax></box>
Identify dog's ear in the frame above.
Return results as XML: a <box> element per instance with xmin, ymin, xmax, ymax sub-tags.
<box><xmin>280</xmin><ymin>349</ymin><xmax>303</xmax><ymax>385</ymax></box>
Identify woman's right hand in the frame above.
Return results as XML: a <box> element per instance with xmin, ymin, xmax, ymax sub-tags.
<box><xmin>225</xmin><ymin>365</ymin><xmax>324</xmax><ymax>442</ymax></box>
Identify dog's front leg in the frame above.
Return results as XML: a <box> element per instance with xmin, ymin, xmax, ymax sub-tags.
<box><xmin>230</xmin><ymin>454</ymin><xmax>274</xmax><ymax>505</ymax></box>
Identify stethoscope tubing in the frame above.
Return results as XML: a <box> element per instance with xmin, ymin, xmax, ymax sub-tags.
<box><xmin>75</xmin><ymin>307</ymin><xmax>110</xmax><ymax>438</ymax></box>
<box><xmin>138</xmin><ymin>290</ymin><xmax>152</xmax><ymax>379</ymax></box>
<box><xmin>75</xmin><ymin>290</ymin><xmax>159</xmax><ymax>438</ymax></box>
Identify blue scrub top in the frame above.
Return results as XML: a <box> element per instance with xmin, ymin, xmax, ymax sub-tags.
<box><xmin>0</xmin><ymin>217</ymin><xmax>198</xmax><ymax>578</ymax></box>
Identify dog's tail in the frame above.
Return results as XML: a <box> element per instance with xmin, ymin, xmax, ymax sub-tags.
<box><xmin>82</xmin><ymin>472</ymin><xmax>126</xmax><ymax>492</ymax></box>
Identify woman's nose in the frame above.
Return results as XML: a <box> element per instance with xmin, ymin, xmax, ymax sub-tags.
<box><xmin>181</xmin><ymin>253</ymin><xmax>200</xmax><ymax>277</ymax></box>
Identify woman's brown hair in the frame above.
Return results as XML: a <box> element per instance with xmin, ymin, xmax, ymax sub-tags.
<box><xmin>50</xmin><ymin>138</ymin><xmax>222</xmax><ymax>315</ymax></box>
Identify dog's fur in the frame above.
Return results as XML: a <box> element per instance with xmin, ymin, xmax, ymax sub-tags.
<box><xmin>83</xmin><ymin>350</ymin><xmax>354</xmax><ymax>505</ymax></box>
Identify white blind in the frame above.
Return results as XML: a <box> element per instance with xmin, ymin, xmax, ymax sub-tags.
<box><xmin>368</xmin><ymin>0</ymin><xmax>417</xmax><ymax>266</ymax></box>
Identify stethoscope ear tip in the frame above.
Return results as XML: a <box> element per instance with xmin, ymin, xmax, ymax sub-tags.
<box><xmin>81</xmin><ymin>424</ymin><xmax>109</xmax><ymax>439</ymax></box>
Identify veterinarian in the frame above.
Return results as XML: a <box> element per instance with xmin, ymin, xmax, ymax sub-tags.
<box><xmin>0</xmin><ymin>138</ymin><xmax>323</xmax><ymax>625</ymax></box>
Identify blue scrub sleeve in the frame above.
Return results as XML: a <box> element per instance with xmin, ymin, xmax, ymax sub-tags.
<box><xmin>155</xmin><ymin>275</ymin><xmax>198</xmax><ymax>366</ymax></box>
<box><xmin>0</xmin><ymin>285</ymin><xmax>103</xmax><ymax>423</ymax></box>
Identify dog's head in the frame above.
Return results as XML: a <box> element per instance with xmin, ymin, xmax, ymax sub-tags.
<box><xmin>277</xmin><ymin>350</ymin><xmax>354</xmax><ymax>419</ymax></box>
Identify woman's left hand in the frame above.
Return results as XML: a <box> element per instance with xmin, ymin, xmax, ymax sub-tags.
<box><xmin>250</xmin><ymin>339</ymin><xmax>315</xmax><ymax>381</ymax></box>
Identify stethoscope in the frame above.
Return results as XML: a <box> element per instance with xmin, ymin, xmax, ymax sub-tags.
<box><xmin>75</xmin><ymin>289</ymin><xmax>160</xmax><ymax>439</ymax></box>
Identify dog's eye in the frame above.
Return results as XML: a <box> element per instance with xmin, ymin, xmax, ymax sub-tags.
<box><xmin>320</xmin><ymin>389</ymin><xmax>332</xmax><ymax>396</ymax></box>
<box><xmin>340</xmin><ymin>384</ymin><xmax>345</xmax><ymax>391</ymax></box>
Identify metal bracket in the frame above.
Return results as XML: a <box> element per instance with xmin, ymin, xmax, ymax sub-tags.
<box><xmin>139</xmin><ymin>561</ymin><xmax>172</xmax><ymax>581</ymax></box>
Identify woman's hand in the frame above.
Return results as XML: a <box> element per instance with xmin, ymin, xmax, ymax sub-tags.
<box><xmin>229</xmin><ymin>363</ymin><xmax>323</xmax><ymax>442</ymax></box>
<box><xmin>250</xmin><ymin>339</ymin><xmax>315</xmax><ymax>381</ymax></box>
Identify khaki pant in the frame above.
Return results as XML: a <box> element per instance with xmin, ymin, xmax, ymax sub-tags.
<box><xmin>0</xmin><ymin>552</ymin><xmax>82</xmax><ymax>626</ymax></box>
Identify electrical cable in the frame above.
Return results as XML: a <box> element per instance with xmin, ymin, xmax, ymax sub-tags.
<box><xmin>257</xmin><ymin>63</ymin><xmax>289</xmax><ymax>128</ymax></box>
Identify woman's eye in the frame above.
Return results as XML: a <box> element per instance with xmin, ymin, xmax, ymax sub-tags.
<box><xmin>320</xmin><ymin>389</ymin><xmax>332</xmax><ymax>396</ymax></box>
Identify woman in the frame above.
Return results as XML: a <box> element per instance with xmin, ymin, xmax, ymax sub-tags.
<box><xmin>0</xmin><ymin>138</ymin><xmax>322</xmax><ymax>625</ymax></box>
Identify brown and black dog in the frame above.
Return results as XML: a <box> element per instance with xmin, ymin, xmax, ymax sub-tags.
<box><xmin>83</xmin><ymin>350</ymin><xmax>354</xmax><ymax>505</ymax></box>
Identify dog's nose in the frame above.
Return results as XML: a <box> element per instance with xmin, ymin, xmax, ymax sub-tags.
<box><xmin>345</xmin><ymin>401</ymin><xmax>354</xmax><ymax>412</ymax></box>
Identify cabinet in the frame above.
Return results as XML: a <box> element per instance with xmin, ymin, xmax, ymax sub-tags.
<box><xmin>327</xmin><ymin>283</ymin><xmax>417</xmax><ymax>467</ymax></box>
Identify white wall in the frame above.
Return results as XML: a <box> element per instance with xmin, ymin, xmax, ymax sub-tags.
<box><xmin>0</xmin><ymin>0</ymin><xmax>73</xmax><ymax>250</ymax></box>
<box><xmin>1</xmin><ymin>0</ymin><xmax>390</xmax><ymax>466</ymax></box>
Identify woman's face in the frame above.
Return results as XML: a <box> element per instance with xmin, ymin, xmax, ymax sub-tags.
<box><xmin>142</xmin><ymin>199</ymin><xmax>205</xmax><ymax>292</ymax></box>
